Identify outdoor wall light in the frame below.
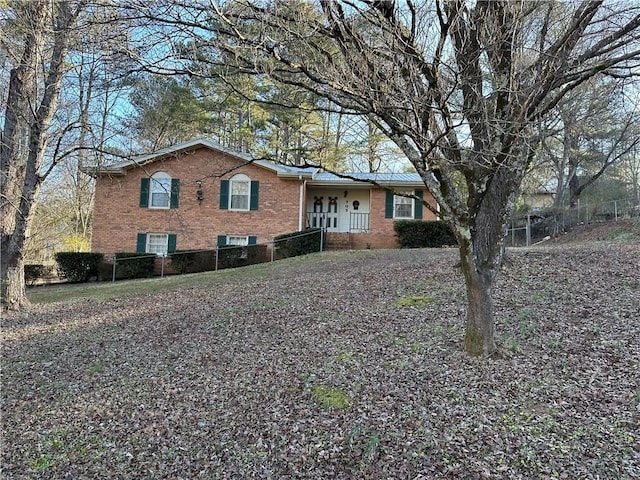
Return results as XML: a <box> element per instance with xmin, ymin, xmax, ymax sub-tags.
<box><xmin>196</xmin><ymin>180</ymin><xmax>204</xmax><ymax>204</ymax></box>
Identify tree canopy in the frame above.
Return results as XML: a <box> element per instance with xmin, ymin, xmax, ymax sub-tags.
<box><xmin>121</xmin><ymin>0</ymin><xmax>640</xmax><ymax>355</ymax></box>
<box><xmin>3</xmin><ymin>1</ymin><xmax>640</xmax><ymax>357</ymax></box>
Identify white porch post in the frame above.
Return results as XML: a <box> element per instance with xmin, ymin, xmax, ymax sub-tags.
<box><xmin>298</xmin><ymin>176</ymin><xmax>305</xmax><ymax>231</ymax></box>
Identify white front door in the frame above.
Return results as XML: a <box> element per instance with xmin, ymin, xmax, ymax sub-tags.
<box><xmin>338</xmin><ymin>196</ymin><xmax>351</xmax><ymax>232</ymax></box>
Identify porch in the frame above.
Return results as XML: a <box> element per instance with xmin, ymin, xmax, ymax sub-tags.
<box><xmin>301</xmin><ymin>186</ymin><xmax>402</xmax><ymax>250</ymax></box>
<box><xmin>305</xmin><ymin>211</ymin><xmax>370</xmax><ymax>233</ymax></box>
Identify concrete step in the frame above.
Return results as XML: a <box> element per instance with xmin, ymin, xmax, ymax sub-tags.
<box><xmin>325</xmin><ymin>233</ymin><xmax>351</xmax><ymax>250</ymax></box>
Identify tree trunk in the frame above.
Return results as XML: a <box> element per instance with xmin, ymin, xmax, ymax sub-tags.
<box><xmin>0</xmin><ymin>4</ymin><xmax>46</xmax><ymax>309</ymax></box>
<box><xmin>458</xmin><ymin>235</ymin><xmax>498</xmax><ymax>356</ymax></box>
<box><xmin>0</xmin><ymin>241</ymin><xmax>28</xmax><ymax>310</ymax></box>
<box><xmin>452</xmin><ymin>159</ymin><xmax>522</xmax><ymax>356</ymax></box>
<box><xmin>1</xmin><ymin>1</ymin><xmax>79</xmax><ymax>310</ymax></box>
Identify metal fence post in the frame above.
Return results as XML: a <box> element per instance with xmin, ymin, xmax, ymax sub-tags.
<box><xmin>215</xmin><ymin>246</ymin><xmax>219</xmax><ymax>271</ymax></box>
<box><xmin>577</xmin><ymin>199</ymin><xmax>581</xmax><ymax>223</ymax></box>
<box><xmin>614</xmin><ymin>200</ymin><xmax>618</xmax><ymax>220</ymax></box>
<box><xmin>271</xmin><ymin>241</ymin><xmax>275</xmax><ymax>263</ymax></box>
<box><xmin>161</xmin><ymin>254</ymin><xmax>166</xmax><ymax>278</ymax></box>
<box><xmin>584</xmin><ymin>202</ymin><xmax>589</xmax><ymax>223</ymax></box>
<box><xmin>511</xmin><ymin>220</ymin><xmax>515</xmax><ymax>246</ymax></box>
<box><xmin>112</xmin><ymin>256</ymin><xmax>117</xmax><ymax>283</ymax></box>
<box><xmin>320</xmin><ymin>227</ymin><xmax>324</xmax><ymax>252</ymax></box>
<box><xmin>526</xmin><ymin>214</ymin><xmax>531</xmax><ymax>247</ymax></box>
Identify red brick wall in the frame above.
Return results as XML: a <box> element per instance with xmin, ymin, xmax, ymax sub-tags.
<box><xmin>91</xmin><ymin>147</ymin><xmax>302</xmax><ymax>258</ymax></box>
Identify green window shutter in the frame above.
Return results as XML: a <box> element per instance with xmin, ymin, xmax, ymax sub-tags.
<box><xmin>250</xmin><ymin>181</ymin><xmax>259</xmax><ymax>210</ymax></box>
<box><xmin>248</xmin><ymin>235</ymin><xmax>257</xmax><ymax>245</ymax></box>
<box><xmin>136</xmin><ymin>233</ymin><xmax>147</xmax><ymax>253</ymax></box>
<box><xmin>167</xmin><ymin>234</ymin><xmax>177</xmax><ymax>253</ymax></box>
<box><xmin>219</xmin><ymin>180</ymin><xmax>229</xmax><ymax>209</ymax></box>
<box><xmin>217</xmin><ymin>235</ymin><xmax>227</xmax><ymax>246</ymax></box>
<box><xmin>139</xmin><ymin>178</ymin><xmax>150</xmax><ymax>208</ymax></box>
<box><xmin>170</xmin><ymin>179</ymin><xmax>180</xmax><ymax>208</ymax></box>
<box><xmin>384</xmin><ymin>191</ymin><xmax>394</xmax><ymax>218</ymax></box>
<box><xmin>414</xmin><ymin>190</ymin><xmax>423</xmax><ymax>220</ymax></box>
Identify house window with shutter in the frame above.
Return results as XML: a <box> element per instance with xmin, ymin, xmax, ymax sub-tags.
<box><xmin>147</xmin><ymin>234</ymin><xmax>169</xmax><ymax>254</ymax></box>
<box><xmin>151</xmin><ymin>173</ymin><xmax>171</xmax><ymax>208</ymax></box>
<box><xmin>385</xmin><ymin>190</ymin><xmax>424</xmax><ymax>220</ymax></box>
<box><xmin>394</xmin><ymin>193</ymin><xmax>414</xmax><ymax>219</ymax></box>
<box><xmin>217</xmin><ymin>235</ymin><xmax>257</xmax><ymax>259</ymax></box>
<box><xmin>140</xmin><ymin>172</ymin><xmax>180</xmax><ymax>209</ymax></box>
<box><xmin>220</xmin><ymin>175</ymin><xmax>259</xmax><ymax>211</ymax></box>
<box><xmin>227</xmin><ymin>235</ymin><xmax>249</xmax><ymax>246</ymax></box>
<box><xmin>230</xmin><ymin>174</ymin><xmax>250</xmax><ymax>210</ymax></box>
<box><xmin>137</xmin><ymin>233</ymin><xmax>177</xmax><ymax>255</ymax></box>
<box><xmin>217</xmin><ymin>235</ymin><xmax>257</xmax><ymax>246</ymax></box>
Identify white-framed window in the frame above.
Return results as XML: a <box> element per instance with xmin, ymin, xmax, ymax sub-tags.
<box><xmin>150</xmin><ymin>172</ymin><xmax>171</xmax><ymax>208</ymax></box>
<box><xmin>394</xmin><ymin>193</ymin><xmax>414</xmax><ymax>219</ymax></box>
<box><xmin>227</xmin><ymin>235</ymin><xmax>249</xmax><ymax>246</ymax></box>
<box><xmin>146</xmin><ymin>233</ymin><xmax>168</xmax><ymax>255</ymax></box>
<box><xmin>229</xmin><ymin>174</ymin><xmax>250</xmax><ymax>210</ymax></box>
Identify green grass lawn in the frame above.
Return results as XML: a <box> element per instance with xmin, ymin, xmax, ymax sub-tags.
<box><xmin>27</xmin><ymin>251</ymin><xmax>333</xmax><ymax>305</ymax></box>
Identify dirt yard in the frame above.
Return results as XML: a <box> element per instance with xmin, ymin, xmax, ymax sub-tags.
<box><xmin>2</xmin><ymin>241</ymin><xmax>639</xmax><ymax>479</ymax></box>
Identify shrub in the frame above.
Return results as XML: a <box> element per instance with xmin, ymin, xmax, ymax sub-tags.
<box><xmin>217</xmin><ymin>244</ymin><xmax>268</xmax><ymax>270</ymax></box>
<box><xmin>170</xmin><ymin>250</ymin><xmax>216</xmax><ymax>274</ymax></box>
<box><xmin>114</xmin><ymin>252</ymin><xmax>156</xmax><ymax>279</ymax></box>
<box><xmin>98</xmin><ymin>262</ymin><xmax>114</xmax><ymax>282</ymax></box>
<box><xmin>274</xmin><ymin>228</ymin><xmax>324</xmax><ymax>259</ymax></box>
<box><xmin>24</xmin><ymin>264</ymin><xmax>53</xmax><ymax>286</ymax></box>
<box><xmin>54</xmin><ymin>252</ymin><xmax>104</xmax><ymax>282</ymax></box>
<box><xmin>394</xmin><ymin>220</ymin><xmax>457</xmax><ymax>248</ymax></box>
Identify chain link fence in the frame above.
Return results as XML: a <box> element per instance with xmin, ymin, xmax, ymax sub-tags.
<box><xmin>110</xmin><ymin>228</ymin><xmax>325</xmax><ymax>282</ymax></box>
<box><xmin>507</xmin><ymin>197</ymin><xmax>639</xmax><ymax>247</ymax></box>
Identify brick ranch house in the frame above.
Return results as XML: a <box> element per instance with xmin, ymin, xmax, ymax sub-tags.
<box><xmin>88</xmin><ymin>138</ymin><xmax>437</xmax><ymax>259</ymax></box>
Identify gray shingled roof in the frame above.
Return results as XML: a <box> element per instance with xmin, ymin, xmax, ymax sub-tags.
<box><xmin>311</xmin><ymin>172</ymin><xmax>422</xmax><ymax>183</ymax></box>
<box><xmin>89</xmin><ymin>138</ymin><xmax>295</xmax><ymax>175</ymax></box>
<box><xmin>86</xmin><ymin>138</ymin><xmax>424</xmax><ymax>186</ymax></box>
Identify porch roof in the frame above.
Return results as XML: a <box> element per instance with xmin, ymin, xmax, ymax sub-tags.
<box><xmin>307</xmin><ymin>171</ymin><xmax>425</xmax><ymax>187</ymax></box>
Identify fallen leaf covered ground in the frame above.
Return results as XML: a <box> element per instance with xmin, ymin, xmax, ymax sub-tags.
<box><xmin>1</xmin><ymin>241</ymin><xmax>639</xmax><ymax>479</ymax></box>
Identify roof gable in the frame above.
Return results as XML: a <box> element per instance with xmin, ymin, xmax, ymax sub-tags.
<box><xmin>88</xmin><ymin>138</ymin><xmax>426</xmax><ymax>188</ymax></box>
<box><xmin>92</xmin><ymin>138</ymin><xmax>299</xmax><ymax>176</ymax></box>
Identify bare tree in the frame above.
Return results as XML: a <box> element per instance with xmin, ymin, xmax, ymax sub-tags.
<box><xmin>1</xmin><ymin>1</ymin><xmax>86</xmax><ymax>309</ymax></box>
<box><xmin>123</xmin><ymin>0</ymin><xmax>640</xmax><ymax>355</ymax></box>
<box><xmin>537</xmin><ymin>78</ymin><xmax>640</xmax><ymax>209</ymax></box>
<box><xmin>1</xmin><ymin>0</ymin><xmax>136</xmax><ymax>309</ymax></box>
<box><xmin>615</xmin><ymin>143</ymin><xmax>640</xmax><ymax>206</ymax></box>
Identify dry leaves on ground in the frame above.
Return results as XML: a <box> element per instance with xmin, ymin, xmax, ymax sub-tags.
<box><xmin>1</xmin><ymin>242</ymin><xmax>639</xmax><ymax>479</ymax></box>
